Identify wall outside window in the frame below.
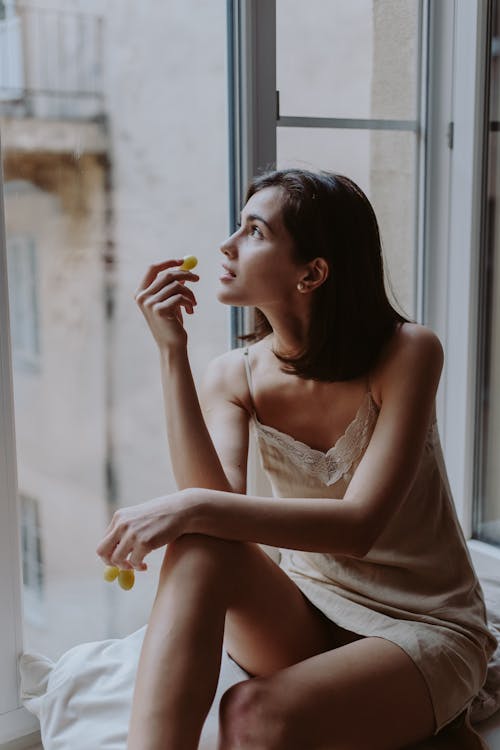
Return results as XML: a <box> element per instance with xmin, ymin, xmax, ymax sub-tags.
<box><xmin>1</xmin><ymin>0</ymin><xmax>229</xmax><ymax>663</ymax></box>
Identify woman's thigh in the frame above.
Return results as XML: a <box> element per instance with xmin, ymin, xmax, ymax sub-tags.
<box><xmin>165</xmin><ymin>534</ymin><xmax>362</xmax><ymax>676</ymax></box>
<box><xmin>221</xmin><ymin>543</ymin><xmax>362</xmax><ymax>676</ymax></box>
<box><xmin>220</xmin><ymin>636</ymin><xmax>437</xmax><ymax>750</ymax></box>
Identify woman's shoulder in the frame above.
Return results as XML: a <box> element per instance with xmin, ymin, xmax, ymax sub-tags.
<box><xmin>203</xmin><ymin>347</ymin><xmax>246</xmax><ymax>388</ymax></box>
<box><xmin>391</xmin><ymin>321</ymin><xmax>443</xmax><ymax>355</ymax></box>
<box><xmin>206</xmin><ymin>337</ymin><xmax>269</xmax><ymax>374</ymax></box>
<box><xmin>202</xmin><ymin>343</ymin><xmax>263</xmax><ymax>415</ymax></box>
<box><xmin>370</xmin><ymin>322</ymin><xmax>444</xmax><ymax>402</ymax></box>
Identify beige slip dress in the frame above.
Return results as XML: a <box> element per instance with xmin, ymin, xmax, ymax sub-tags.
<box><xmin>242</xmin><ymin>347</ymin><xmax>497</xmax><ymax>745</ymax></box>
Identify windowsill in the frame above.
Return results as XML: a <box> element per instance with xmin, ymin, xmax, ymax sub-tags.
<box><xmin>0</xmin><ymin>709</ymin><xmax>40</xmax><ymax>750</ymax></box>
<box><xmin>0</xmin><ymin>731</ymin><xmax>41</xmax><ymax>750</ymax></box>
<box><xmin>468</xmin><ymin>538</ymin><xmax>500</xmax><ymax>582</ymax></box>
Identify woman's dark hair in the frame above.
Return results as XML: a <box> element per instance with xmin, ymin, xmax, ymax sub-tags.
<box><xmin>243</xmin><ymin>168</ymin><xmax>412</xmax><ymax>382</ymax></box>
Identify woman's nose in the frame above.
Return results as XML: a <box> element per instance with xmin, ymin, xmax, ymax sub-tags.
<box><xmin>220</xmin><ymin>236</ymin><xmax>236</xmax><ymax>257</ymax></box>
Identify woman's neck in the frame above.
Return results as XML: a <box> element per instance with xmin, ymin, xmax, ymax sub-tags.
<box><xmin>261</xmin><ymin>309</ymin><xmax>310</xmax><ymax>358</ymax></box>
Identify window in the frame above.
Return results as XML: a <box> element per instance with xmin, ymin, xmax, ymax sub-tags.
<box><xmin>20</xmin><ymin>494</ymin><xmax>45</xmax><ymax>628</ymax></box>
<box><xmin>0</xmin><ymin>3</ymin><xmax>229</xmax><ymax>741</ymax></box>
<box><xmin>474</xmin><ymin>0</ymin><xmax>500</xmax><ymax>546</ymax></box>
<box><xmin>423</xmin><ymin>0</ymin><xmax>500</xmax><ymax>574</ymax></box>
<box><xmin>6</xmin><ymin>233</ymin><xmax>40</xmax><ymax>372</ymax></box>
<box><xmin>228</xmin><ymin>0</ymin><xmax>426</xmax><ymax>332</ymax></box>
<box><xmin>0</xmin><ymin>0</ymin><xmax>24</xmax><ymax>102</ymax></box>
<box><xmin>275</xmin><ymin>0</ymin><xmax>425</xmax><ymax>320</ymax></box>
<box><xmin>1</xmin><ymin>2</ymin><xmax>229</xmax><ymax>663</ymax></box>
<box><xmin>228</xmin><ymin>1</ymin><xmax>427</xmax><ymax>495</ymax></box>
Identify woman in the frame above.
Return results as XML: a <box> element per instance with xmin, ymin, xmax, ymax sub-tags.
<box><xmin>97</xmin><ymin>169</ymin><xmax>496</xmax><ymax>750</ymax></box>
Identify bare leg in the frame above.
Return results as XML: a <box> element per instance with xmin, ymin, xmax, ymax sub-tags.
<box><xmin>126</xmin><ymin>536</ymin><xmax>228</xmax><ymax>750</ymax></box>
<box><xmin>218</xmin><ymin>637</ymin><xmax>437</xmax><ymax>750</ymax></box>
<box><xmin>126</xmin><ymin>533</ymin><xmax>352</xmax><ymax>750</ymax></box>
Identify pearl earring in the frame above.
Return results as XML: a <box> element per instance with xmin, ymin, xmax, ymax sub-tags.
<box><xmin>297</xmin><ymin>281</ymin><xmax>305</xmax><ymax>291</ymax></box>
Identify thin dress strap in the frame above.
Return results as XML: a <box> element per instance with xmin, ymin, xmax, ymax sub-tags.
<box><xmin>242</xmin><ymin>347</ymin><xmax>257</xmax><ymax>416</ymax></box>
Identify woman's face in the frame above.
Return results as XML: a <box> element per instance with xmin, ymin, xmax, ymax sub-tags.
<box><xmin>217</xmin><ymin>186</ymin><xmax>302</xmax><ymax>308</ymax></box>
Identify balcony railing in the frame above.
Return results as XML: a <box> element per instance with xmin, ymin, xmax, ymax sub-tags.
<box><xmin>0</xmin><ymin>4</ymin><xmax>104</xmax><ymax>120</ymax></box>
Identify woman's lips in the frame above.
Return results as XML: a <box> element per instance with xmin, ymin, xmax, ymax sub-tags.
<box><xmin>220</xmin><ymin>265</ymin><xmax>236</xmax><ymax>281</ymax></box>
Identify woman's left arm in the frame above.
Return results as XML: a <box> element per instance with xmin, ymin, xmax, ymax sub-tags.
<box><xmin>193</xmin><ymin>325</ymin><xmax>444</xmax><ymax>557</ymax></box>
<box><xmin>97</xmin><ymin>325</ymin><xmax>443</xmax><ymax>569</ymax></box>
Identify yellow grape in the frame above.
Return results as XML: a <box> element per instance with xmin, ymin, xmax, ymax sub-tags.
<box><xmin>103</xmin><ymin>565</ymin><xmax>119</xmax><ymax>582</ymax></box>
<box><xmin>118</xmin><ymin>569</ymin><xmax>135</xmax><ymax>590</ymax></box>
<box><xmin>179</xmin><ymin>255</ymin><xmax>198</xmax><ymax>271</ymax></box>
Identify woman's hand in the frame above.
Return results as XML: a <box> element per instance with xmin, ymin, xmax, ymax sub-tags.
<box><xmin>96</xmin><ymin>489</ymin><xmax>202</xmax><ymax>571</ymax></box>
<box><xmin>134</xmin><ymin>259</ymin><xmax>199</xmax><ymax>350</ymax></box>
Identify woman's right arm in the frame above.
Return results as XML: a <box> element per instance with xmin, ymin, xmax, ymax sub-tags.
<box><xmin>135</xmin><ymin>261</ymin><xmax>249</xmax><ymax>494</ymax></box>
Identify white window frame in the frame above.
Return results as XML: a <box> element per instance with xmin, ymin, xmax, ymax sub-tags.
<box><xmin>0</xmin><ymin>142</ymin><xmax>40</xmax><ymax>745</ymax></box>
<box><xmin>424</xmin><ymin>0</ymin><xmax>500</xmax><ymax>578</ymax></box>
<box><xmin>228</xmin><ymin>0</ymin><xmax>500</xmax><ymax>575</ymax></box>
<box><xmin>227</xmin><ymin>0</ymin><xmax>276</xmax><ymax>347</ymax></box>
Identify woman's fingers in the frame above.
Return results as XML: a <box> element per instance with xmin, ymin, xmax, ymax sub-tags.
<box><xmin>97</xmin><ymin>494</ymin><xmax>188</xmax><ymax>575</ymax></box>
<box><xmin>97</xmin><ymin>507</ymin><xmax>154</xmax><ymax>572</ymax></box>
<box><xmin>143</xmin><ymin>281</ymin><xmax>197</xmax><ymax>310</ymax></box>
<box><xmin>146</xmin><ymin>293</ymin><xmax>197</xmax><ymax>318</ymax></box>
<box><xmin>135</xmin><ymin>265</ymin><xmax>199</xmax><ymax>301</ymax></box>
<box><xmin>143</xmin><ymin>268</ymin><xmax>199</xmax><ymax>299</ymax></box>
<box><xmin>132</xmin><ymin>262</ymin><xmax>200</xmax><ymax>348</ymax></box>
<box><xmin>135</xmin><ymin>259</ymin><xmax>184</xmax><ymax>296</ymax></box>
<box><xmin>96</xmin><ymin>530</ymin><xmax>120</xmax><ymax>566</ymax></box>
<box><xmin>97</xmin><ymin>529</ymin><xmax>148</xmax><ymax>571</ymax></box>
<box><xmin>109</xmin><ymin>535</ymin><xmax>136</xmax><ymax>570</ymax></box>
<box><xmin>128</xmin><ymin>548</ymin><xmax>149</xmax><ymax>571</ymax></box>
<box><xmin>135</xmin><ymin>269</ymin><xmax>199</xmax><ymax>325</ymax></box>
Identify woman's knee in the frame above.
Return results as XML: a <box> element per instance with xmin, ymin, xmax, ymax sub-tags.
<box><xmin>160</xmin><ymin>533</ymin><xmax>249</xmax><ymax>584</ymax></box>
<box><xmin>218</xmin><ymin>679</ymin><xmax>289</xmax><ymax>750</ymax></box>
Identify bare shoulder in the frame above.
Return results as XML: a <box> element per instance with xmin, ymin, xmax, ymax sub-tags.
<box><xmin>391</xmin><ymin>321</ymin><xmax>443</xmax><ymax>359</ymax></box>
<box><xmin>372</xmin><ymin>322</ymin><xmax>444</xmax><ymax>402</ymax></box>
<box><xmin>200</xmin><ymin>345</ymin><xmax>253</xmax><ymax>414</ymax></box>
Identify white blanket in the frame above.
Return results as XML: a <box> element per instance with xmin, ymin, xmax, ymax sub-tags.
<box><xmin>20</xmin><ymin>626</ymin><xmax>250</xmax><ymax>750</ymax></box>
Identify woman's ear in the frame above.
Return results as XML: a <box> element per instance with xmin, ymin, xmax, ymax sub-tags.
<box><xmin>298</xmin><ymin>257</ymin><xmax>329</xmax><ymax>292</ymax></box>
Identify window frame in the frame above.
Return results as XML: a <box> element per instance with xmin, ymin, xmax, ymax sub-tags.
<box><xmin>423</xmin><ymin>0</ymin><xmax>500</xmax><ymax>578</ymax></box>
<box><xmin>226</xmin><ymin>0</ymin><xmax>277</xmax><ymax>348</ymax></box>
<box><xmin>227</xmin><ymin>0</ymin><xmax>500</xmax><ymax>573</ymax></box>
<box><xmin>0</xmin><ymin>141</ymin><xmax>40</xmax><ymax>745</ymax></box>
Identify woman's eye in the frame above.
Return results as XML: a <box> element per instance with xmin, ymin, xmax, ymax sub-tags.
<box><xmin>250</xmin><ymin>225</ymin><xmax>263</xmax><ymax>238</ymax></box>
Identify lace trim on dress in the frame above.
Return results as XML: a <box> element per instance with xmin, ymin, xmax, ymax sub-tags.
<box><xmin>253</xmin><ymin>392</ymin><xmax>379</xmax><ymax>486</ymax></box>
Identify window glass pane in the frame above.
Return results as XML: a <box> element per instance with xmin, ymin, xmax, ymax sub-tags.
<box><xmin>2</xmin><ymin>1</ymin><xmax>228</xmax><ymax>659</ymax></box>
<box><xmin>6</xmin><ymin>230</ymin><xmax>40</xmax><ymax>371</ymax></box>
<box><xmin>277</xmin><ymin>126</ymin><xmax>417</xmax><ymax>318</ymax></box>
<box><xmin>276</xmin><ymin>0</ymin><xmax>420</xmax><ymax>120</ymax></box>
<box><xmin>475</xmin><ymin>0</ymin><xmax>500</xmax><ymax>546</ymax></box>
